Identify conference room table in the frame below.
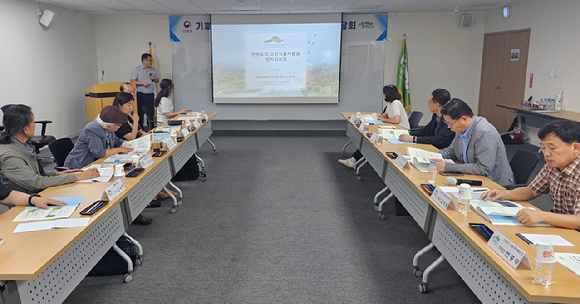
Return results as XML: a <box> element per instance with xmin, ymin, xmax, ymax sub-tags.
<box><xmin>0</xmin><ymin>112</ymin><xmax>217</xmax><ymax>304</ymax></box>
<box><xmin>342</xmin><ymin>112</ymin><xmax>580</xmax><ymax>304</ymax></box>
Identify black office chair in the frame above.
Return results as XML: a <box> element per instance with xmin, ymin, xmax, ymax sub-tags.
<box><xmin>48</xmin><ymin>138</ymin><xmax>74</xmax><ymax>171</ymax></box>
<box><xmin>408</xmin><ymin>111</ymin><xmax>423</xmax><ymax>130</ymax></box>
<box><xmin>503</xmin><ymin>149</ymin><xmax>541</xmax><ymax>190</ymax></box>
<box><xmin>0</xmin><ymin>104</ymin><xmax>56</xmax><ymax>155</ymax></box>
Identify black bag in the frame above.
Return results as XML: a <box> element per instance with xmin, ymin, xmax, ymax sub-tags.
<box><xmin>172</xmin><ymin>155</ymin><xmax>200</xmax><ymax>181</ymax></box>
<box><xmin>88</xmin><ymin>236</ymin><xmax>137</xmax><ymax>276</ymax></box>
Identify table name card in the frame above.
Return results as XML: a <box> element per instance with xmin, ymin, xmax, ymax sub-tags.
<box><xmin>488</xmin><ymin>231</ymin><xmax>531</xmax><ymax>269</ymax></box>
<box><xmin>370</xmin><ymin>133</ymin><xmax>378</xmax><ymax>142</ymax></box>
<box><xmin>203</xmin><ymin>113</ymin><xmax>209</xmax><ymax>121</ymax></box>
<box><xmin>432</xmin><ymin>187</ymin><xmax>453</xmax><ymax>210</ymax></box>
<box><xmin>163</xmin><ymin>138</ymin><xmax>177</xmax><ymax>151</ymax></box>
<box><xmin>395</xmin><ymin>154</ymin><xmax>409</xmax><ymax>169</ymax></box>
<box><xmin>104</xmin><ymin>179</ymin><xmax>125</xmax><ymax>201</ymax></box>
<box><xmin>359</xmin><ymin>121</ymin><xmax>365</xmax><ymax>131</ymax></box>
<box><xmin>139</xmin><ymin>155</ymin><xmax>154</xmax><ymax>169</ymax></box>
<box><xmin>349</xmin><ymin>115</ymin><xmax>355</xmax><ymax>123</ymax></box>
<box><xmin>181</xmin><ymin>128</ymin><xmax>190</xmax><ymax>138</ymax></box>
<box><xmin>193</xmin><ymin>119</ymin><xmax>201</xmax><ymax>129</ymax></box>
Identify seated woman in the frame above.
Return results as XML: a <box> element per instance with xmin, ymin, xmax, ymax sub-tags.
<box><xmin>0</xmin><ymin>181</ymin><xmax>66</xmax><ymax>209</ymax></box>
<box><xmin>338</xmin><ymin>85</ymin><xmax>409</xmax><ymax>168</ymax></box>
<box><xmin>64</xmin><ymin>106</ymin><xmax>133</xmax><ymax>169</ymax></box>
<box><xmin>0</xmin><ymin>104</ymin><xmax>99</xmax><ymax>193</ymax></box>
<box><xmin>155</xmin><ymin>79</ymin><xmax>188</xmax><ymax>125</ymax></box>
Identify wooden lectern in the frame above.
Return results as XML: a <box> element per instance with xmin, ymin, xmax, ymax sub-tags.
<box><xmin>85</xmin><ymin>82</ymin><xmax>137</xmax><ymax>122</ymax></box>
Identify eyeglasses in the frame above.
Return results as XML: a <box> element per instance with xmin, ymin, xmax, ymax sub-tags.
<box><xmin>445</xmin><ymin>118</ymin><xmax>458</xmax><ymax>127</ymax></box>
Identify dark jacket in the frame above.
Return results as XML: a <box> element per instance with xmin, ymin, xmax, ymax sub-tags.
<box><xmin>409</xmin><ymin>113</ymin><xmax>454</xmax><ymax>149</ymax></box>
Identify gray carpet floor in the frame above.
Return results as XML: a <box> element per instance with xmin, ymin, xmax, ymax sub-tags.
<box><xmin>60</xmin><ymin>134</ymin><xmax>482</xmax><ymax>304</ymax></box>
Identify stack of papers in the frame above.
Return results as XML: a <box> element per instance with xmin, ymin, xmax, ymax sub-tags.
<box><xmin>155</xmin><ymin>126</ymin><xmax>181</xmax><ymax>132</ymax></box>
<box><xmin>406</xmin><ymin>147</ymin><xmax>449</xmax><ymax>172</ymax></box>
<box><xmin>13</xmin><ymin>197</ymin><xmax>84</xmax><ymax>222</ymax></box>
<box><xmin>518</xmin><ymin>234</ymin><xmax>573</xmax><ymax>246</ymax></box>
<box><xmin>383</xmin><ymin>129</ymin><xmax>410</xmax><ymax>144</ymax></box>
<box><xmin>469</xmin><ymin>199</ymin><xmax>549</xmax><ymax>226</ymax></box>
<box><xmin>77</xmin><ymin>164</ymin><xmax>113</xmax><ymax>183</ymax></box>
<box><xmin>14</xmin><ymin>218</ymin><xmax>89</xmax><ymax>233</ymax></box>
<box><xmin>122</xmin><ymin>134</ymin><xmax>151</xmax><ymax>154</ymax></box>
<box><xmin>556</xmin><ymin>253</ymin><xmax>580</xmax><ymax>277</ymax></box>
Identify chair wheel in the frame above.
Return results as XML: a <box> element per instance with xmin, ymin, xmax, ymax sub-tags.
<box><xmin>213</xmin><ymin>150</ymin><xmax>218</xmax><ymax>155</ymax></box>
<box><xmin>356</xmin><ymin>176</ymin><xmax>362</xmax><ymax>181</ymax></box>
<box><xmin>342</xmin><ymin>152</ymin><xmax>347</xmax><ymax>157</ymax></box>
<box><xmin>124</xmin><ymin>273</ymin><xmax>133</xmax><ymax>283</ymax></box>
<box><xmin>135</xmin><ymin>257</ymin><xmax>143</xmax><ymax>266</ymax></box>
<box><xmin>379</xmin><ymin>213</ymin><xmax>386</xmax><ymax>220</ymax></box>
<box><xmin>419</xmin><ymin>283</ymin><xmax>428</xmax><ymax>293</ymax></box>
<box><xmin>170</xmin><ymin>207</ymin><xmax>177</xmax><ymax>214</ymax></box>
<box><xmin>374</xmin><ymin>205</ymin><xmax>379</xmax><ymax>212</ymax></box>
<box><xmin>413</xmin><ymin>269</ymin><xmax>422</xmax><ymax>277</ymax></box>
<box><xmin>177</xmin><ymin>200</ymin><xmax>183</xmax><ymax>206</ymax></box>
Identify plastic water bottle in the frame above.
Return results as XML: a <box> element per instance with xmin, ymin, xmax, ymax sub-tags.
<box><xmin>376</xmin><ymin>132</ymin><xmax>383</xmax><ymax>146</ymax></box>
<box><xmin>457</xmin><ymin>183</ymin><xmax>471</xmax><ymax>215</ymax></box>
<box><xmin>555</xmin><ymin>88</ymin><xmax>563</xmax><ymax>111</ymax></box>
<box><xmin>200</xmin><ymin>108</ymin><xmax>206</xmax><ymax>122</ymax></box>
<box><xmin>427</xmin><ymin>160</ymin><xmax>437</xmax><ymax>184</ymax></box>
<box><xmin>533</xmin><ymin>242</ymin><xmax>556</xmax><ymax>285</ymax></box>
<box><xmin>355</xmin><ymin>112</ymin><xmax>362</xmax><ymax>127</ymax></box>
<box><xmin>363</xmin><ymin>119</ymin><xmax>369</xmax><ymax>132</ymax></box>
<box><xmin>113</xmin><ymin>160</ymin><xmax>125</xmax><ymax>186</ymax></box>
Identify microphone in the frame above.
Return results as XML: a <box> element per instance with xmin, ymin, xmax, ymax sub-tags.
<box><xmin>445</xmin><ymin>177</ymin><xmax>483</xmax><ymax>186</ymax></box>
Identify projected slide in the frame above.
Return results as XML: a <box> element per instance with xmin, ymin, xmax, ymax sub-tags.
<box><xmin>212</xmin><ymin>23</ymin><xmax>341</xmax><ymax>104</ymax></box>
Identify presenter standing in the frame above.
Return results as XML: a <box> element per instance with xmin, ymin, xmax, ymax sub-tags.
<box><xmin>130</xmin><ymin>53</ymin><xmax>159</xmax><ymax>130</ymax></box>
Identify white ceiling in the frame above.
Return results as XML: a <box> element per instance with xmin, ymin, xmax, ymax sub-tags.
<box><xmin>34</xmin><ymin>0</ymin><xmax>530</xmax><ymax>15</ymax></box>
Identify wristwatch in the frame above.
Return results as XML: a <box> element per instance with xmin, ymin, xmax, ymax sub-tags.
<box><xmin>28</xmin><ymin>194</ymin><xmax>40</xmax><ymax>207</ymax></box>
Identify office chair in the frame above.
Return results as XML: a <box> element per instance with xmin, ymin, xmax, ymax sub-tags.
<box><xmin>503</xmin><ymin>148</ymin><xmax>541</xmax><ymax>190</ymax></box>
<box><xmin>0</xmin><ymin>104</ymin><xmax>57</xmax><ymax>156</ymax></box>
<box><xmin>48</xmin><ymin>138</ymin><xmax>74</xmax><ymax>171</ymax></box>
<box><xmin>408</xmin><ymin>111</ymin><xmax>423</xmax><ymax>130</ymax></box>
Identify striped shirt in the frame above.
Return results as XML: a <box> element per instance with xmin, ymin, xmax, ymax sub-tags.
<box><xmin>528</xmin><ymin>155</ymin><xmax>580</xmax><ymax>215</ymax></box>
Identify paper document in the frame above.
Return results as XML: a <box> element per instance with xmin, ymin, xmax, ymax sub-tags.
<box><xmin>368</xmin><ymin>119</ymin><xmax>383</xmax><ymax>124</ymax></box>
<box><xmin>382</xmin><ymin>129</ymin><xmax>409</xmax><ymax>139</ymax></box>
<box><xmin>519</xmin><ymin>234</ymin><xmax>573</xmax><ymax>247</ymax></box>
<box><xmin>469</xmin><ymin>199</ymin><xmax>549</xmax><ymax>226</ymax></box>
<box><xmin>386</xmin><ymin>138</ymin><xmax>404</xmax><ymax>144</ymax></box>
<box><xmin>77</xmin><ymin>164</ymin><xmax>113</xmax><ymax>183</ymax></box>
<box><xmin>13</xmin><ymin>196</ymin><xmax>84</xmax><ymax>222</ymax></box>
<box><xmin>122</xmin><ymin>134</ymin><xmax>151</xmax><ymax>154</ymax></box>
<box><xmin>556</xmin><ymin>253</ymin><xmax>580</xmax><ymax>277</ymax></box>
<box><xmin>153</xmin><ymin>133</ymin><xmax>171</xmax><ymax>140</ymax></box>
<box><xmin>14</xmin><ymin>218</ymin><xmax>89</xmax><ymax>233</ymax></box>
<box><xmin>104</xmin><ymin>153</ymin><xmax>133</xmax><ymax>163</ymax></box>
<box><xmin>155</xmin><ymin>126</ymin><xmax>181</xmax><ymax>132</ymax></box>
<box><xmin>406</xmin><ymin>147</ymin><xmax>447</xmax><ymax>172</ymax></box>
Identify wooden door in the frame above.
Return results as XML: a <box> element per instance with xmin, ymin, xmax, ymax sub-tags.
<box><xmin>478</xmin><ymin>29</ymin><xmax>530</xmax><ymax>133</ymax></box>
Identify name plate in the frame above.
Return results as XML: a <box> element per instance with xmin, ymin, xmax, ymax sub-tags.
<box><xmin>181</xmin><ymin>128</ymin><xmax>190</xmax><ymax>137</ymax></box>
<box><xmin>370</xmin><ymin>133</ymin><xmax>378</xmax><ymax>142</ymax></box>
<box><xmin>488</xmin><ymin>231</ymin><xmax>531</xmax><ymax>269</ymax></box>
<box><xmin>203</xmin><ymin>113</ymin><xmax>209</xmax><ymax>121</ymax></box>
<box><xmin>104</xmin><ymin>179</ymin><xmax>125</xmax><ymax>201</ymax></box>
<box><xmin>163</xmin><ymin>138</ymin><xmax>177</xmax><ymax>150</ymax></box>
<box><xmin>432</xmin><ymin>187</ymin><xmax>453</xmax><ymax>210</ymax></box>
<box><xmin>139</xmin><ymin>155</ymin><xmax>154</xmax><ymax>169</ymax></box>
<box><xmin>359</xmin><ymin>121</ymin><xmax>365</xmax><ymax>131</ymax></box>
<box><xmin>395</xmin><ymin>154</ymin><xmax>409</xmax><ymax>169</ymax></box>
<box><xmin>349</xmin><ymin>115</ymin><xmax>355</xmax><ymax>123</ymax></box>
<box><xmin>193</xmin><ymin>119</ymin><xmax>201</xmax><ymax>129</ymax></box>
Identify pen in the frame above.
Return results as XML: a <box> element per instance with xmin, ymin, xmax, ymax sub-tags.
<box><xmin>516</xmin><ymin>233</ymin><xmax>533</xmax><ymax>245</ymax></box>
<box><xmin>88</xmin><ymin>201</ymin><xmax>104</xmax><ymax>214</ymax></box>
<box><xmin>480</xmin><ymin>224</ymin><xmax>493</xmax><ymax>237</ymax></box>
<box><xmin>471</xmin><ymin>189</ymin><xmax>488</xmax><ymax>193</ymax></box>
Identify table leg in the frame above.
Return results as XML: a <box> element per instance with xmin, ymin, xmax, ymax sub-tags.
<box><xmin>342</xmin><ymin>140</ymin><xmax>352</xmax><ymax>156</ymax></box>
<box><xmin>206</xmin><ymin>138</ymin><xmax>217</xmax><ymax>155</ymax></box>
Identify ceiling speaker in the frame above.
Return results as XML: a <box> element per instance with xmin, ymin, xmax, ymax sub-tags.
<box><xmin>39</xmin><ymin>9</ymin><xmax>56</xmax><ymax>28</ymax></box>
<box><xmin>461</xmin><ymin>14</ymin><xmax>473</xmax><ymax>28</ymax></box>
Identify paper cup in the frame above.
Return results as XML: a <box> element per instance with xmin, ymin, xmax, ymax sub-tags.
<box><xmin>458</xmin><ymin>183</ymin><xmax>472</xmax><ymax>199</ymax></box>
<box><xmin>114</xmin><ymin>164</ymin><xmax>124</xmax><ymax>176</ymax></box>
<box><xmin>535</xmin><ymin>242</ymin><xmax>556</xmax><ymax>263</ymax></box>
<box><xmin>131</xmin><ymin>155</ymin><xmax>140</xmax><ymax>164</ymax></box>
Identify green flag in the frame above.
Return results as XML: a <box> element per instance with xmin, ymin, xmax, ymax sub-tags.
<box><xmin>397</xmin><ymin>36</ymin><xmax>410</xmax><ymax>112</ymax></box>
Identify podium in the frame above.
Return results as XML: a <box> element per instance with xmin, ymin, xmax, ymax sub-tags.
<box><xmin>85</xmin><ymin>82</ymin><xmax>134</xmax><ymax>122</ymax></box>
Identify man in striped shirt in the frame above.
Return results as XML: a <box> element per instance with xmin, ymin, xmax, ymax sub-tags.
<box><xmin>482</xmin><ymin>120</ymin><xmax>580</xmax><ymax>229</ymax></box>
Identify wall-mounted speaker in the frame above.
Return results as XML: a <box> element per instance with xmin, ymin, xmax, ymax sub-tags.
<box><xmin>460</xmin><ymin>14</ymin><xmax>473</xmax><ymax>28</ymax></box>
<box><xmin>39</xmin><ymin>9</ymin><xmax>56</xmax><ymax>28</ymax></box>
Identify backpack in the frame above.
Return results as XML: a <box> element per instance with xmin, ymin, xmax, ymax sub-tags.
<box><xmin>88</xmin><ymin>236</ymin><xmax>137</xmax><ymax>276</ymax></box>
<box><xmin>172</xmin><ymin>155</ymin><xmax>200</xmax><ymax>181</ymax></box>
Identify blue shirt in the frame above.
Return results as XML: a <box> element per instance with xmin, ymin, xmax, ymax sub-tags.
<box><xmin>459</xmin><ymin>121</ymin><xmax>474</xmax><ymax>163</ymax></box>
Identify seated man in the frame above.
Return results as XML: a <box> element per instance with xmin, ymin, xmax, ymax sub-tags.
<box><xmin>434</xmin><ymin>98</ymin><xmax>514</xmax><ymax>185</ymax></box>
<box><xmin>482</xmin><ymin>120</ymin><xmax>580</xmax><ymax>229</ymax></box>
<box><xmin>64</xmin><ymin>106</ymin><xmax>133</xmax><ymax>169</ymax></box>
<box><xmin>398</xmin><ymin>88</ymin><xmax>454</xmax><ymax>149</ymax></box>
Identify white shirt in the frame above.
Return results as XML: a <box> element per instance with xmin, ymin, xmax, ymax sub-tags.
<box><xmin>385</xmin><ymin>99</ymin><xmax>410</xmax><ymax>129</ymax></box>
<box><xmin>157</xmin><ymin>97</ymin><xmax>173</xmax><ymax>124</ymax></box>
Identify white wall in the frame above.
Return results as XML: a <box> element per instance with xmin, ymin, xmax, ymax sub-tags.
<box><xmin>485</xmin><ymin>0</ymin><xmax>580</xmax><ymax>112</ymax></box>
<box><xmin>94</xmin><ymin>16</ymin><xmax>172</xmax><ymax>88</ymax></box>
<box><xmin>0</xmin><ymin>0</ymin><xmax>97</xmax><ymax>138</ymax></box>
<box><xmin>384</xmin><ymin>12</ymin><xmax>485</xmax><ymax>124</ymax></box>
